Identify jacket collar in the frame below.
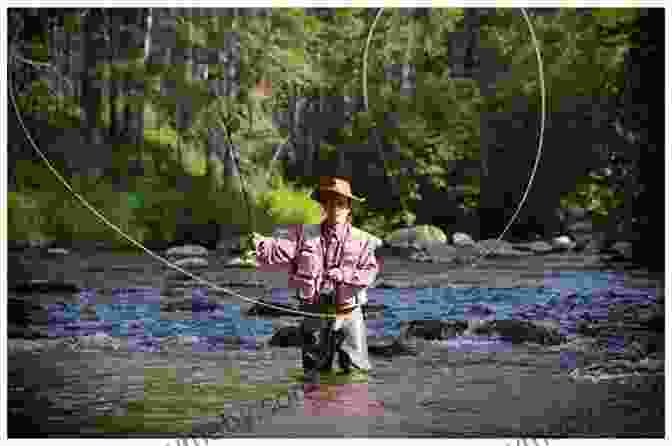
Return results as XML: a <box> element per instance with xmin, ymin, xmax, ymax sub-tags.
<box><xmin>321</xmin><ymin>221</ymin><xmax>350</xmax><ymax>240</ymax></box>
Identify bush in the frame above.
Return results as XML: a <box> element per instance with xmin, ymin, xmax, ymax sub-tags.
<box><xmin>7</xmin><ymin>191</ymin><xmax>47</xmax><ymax>244</ymax></box>
<box><xmin>9</xmin><ymin>158</ymin><xmax>150</xmax><ymax>249</ymax></box>
<box><xmin>255</xmin><ymin>174</ymin><xmax>322</xmax><ymax>232</ymax></box>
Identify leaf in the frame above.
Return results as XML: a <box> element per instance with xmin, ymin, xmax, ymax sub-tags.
<box><xmin>284</xmin><ymin>48</ymin><xmax>306</xmax><ymax>67</ymax></box>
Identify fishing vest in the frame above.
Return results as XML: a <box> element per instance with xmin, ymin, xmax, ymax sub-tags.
<box><xmin>290</xmin><ymin>223</ymin><xmax>380</xmax><ymax>306</ymax></box>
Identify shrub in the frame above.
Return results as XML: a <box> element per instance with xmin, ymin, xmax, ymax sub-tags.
<box><xmin>7</xmin><ymin>191</ymin><xmax>47</xmax><ymax>244</ymax></box>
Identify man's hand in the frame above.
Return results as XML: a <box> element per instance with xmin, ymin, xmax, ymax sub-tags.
<box><xmin>324</xmin><ymin>268</ymin><xmax>344</xmax><ymax>283</ymax></box>
<box><xmin>245</xmin><ymin>232</ymin><xmax>265</xmax><ymax>252</ymax></box>
<box><xmin>240</xmin><ymin>232</ymin><xmax>264</xmax><ymax>263</ymax></box>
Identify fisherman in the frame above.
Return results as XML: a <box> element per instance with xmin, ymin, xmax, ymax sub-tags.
<box><xmin>247</xmin><ymin>175</ymin><xmax>380</xmax><ymax>378</ymax></box>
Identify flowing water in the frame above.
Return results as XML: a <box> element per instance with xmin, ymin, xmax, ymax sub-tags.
<box><xmin>41</xmin><ymin>271</ymin><xmax>658</xmax><ymax>354</ymax></box>
<box><xmin>7</xmin><ymin>251</ymin><xmax>665</xmax><ymax>437</ymax></box>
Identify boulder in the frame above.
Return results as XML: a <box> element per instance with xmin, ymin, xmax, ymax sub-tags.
<box><xmin>476</xmin><ymin>239</ymin><xmax>531</xmax><ymax>258</ymax></box>
<box><xmin>46</xmin><ymin>247</ymin><xmax>70</xmax><ymax>256</ymax></box>
<box><xmin>513</xmin><ymin>240</ymin><xmax>555</xmax><ymax>254</ymax></box>
<box><xmin>423</xmin><ymin>244</ymin><xmax>459</xmax><ymax>263</ymax></box>
<box><xmin>452</xmin><ymin>232</ymin><xmax>475</xmax><ymax>246</ymax></box>
<box><xmin>572</xmin><ymin>233</ymin><xmax>604</xmax><ymax>253</ymax></box>
<box><xmin>9</xmin><ymin>237</ymin><xmax>55</xmax><ymax>250</ymax></box>
<box><xmin>551</xmin><ymin>235</ymin><xmax>576</xmax><ymax>251</ymax></box>
<box><xmin>384</xmin><ymin>225</ymin><xmax>448</xmax><ymax>250</ymax></box>
<box><xmin>566</xmin><ymin>207</ymin><xmax>590</xmax><ymax>222</ymax></box>
<box><xmin>374</xmin><ymin>279</ymin><xmax>415</xmax><ymax>289</ymax></box>
<box><xmin>470</xmin><ymin>319</ymin><xmax>565</xmax><ymax>345</ymax></box>
<box><xmin>223</xmin><ymin>256</ymin><xmax>258</xmax><ymax>268</ymax></box>
<box><xmin>367</xmin><ymin>337</ymin><xmax>417</xmax><ymax>357</ymax></box>
<box><xmin>269</xmin><ymin>326</ymin><xmax>302</xmax><ymax>347</ymax></box>
<box><xmin>75</xmin><ymin>333</ymin><xmax>122</xmax><ymax>351</ymax></box>
<box><xmin>165</xmin><ymin>245</ymin><xmax>209</xmax><ymax>257</ymax></box>
<box><xmin>399</xmin><ymin>320</ymin><xmax>469</xmax><ymax>341</ymax></box>
<box><xmin>568</xmin><ymin>220</ymin><xmax>593</xmax><ymax>234</ymax></box>
<box><xmin>374</xmin><ymin>244</ymin><xmax>417</xmax><ymax>259</ymax></box>
<box><xmin>7</xmin><ymin>324</ymin><xmax>50</xmax><ymax>339</ymax></box>
<box><xmin>7</xmin><ymin>339</ymin><xmax>47</xmax><ymax>354</ymax></box>
<box><xmin>363</xmin><ymin>233</ymin><xmax>384</xmax><ymax>251</ymax></box>
<box><xmin>610</xmin><ymin>241</ymin><xmax>633</xmax><ymax>260</ymax></box>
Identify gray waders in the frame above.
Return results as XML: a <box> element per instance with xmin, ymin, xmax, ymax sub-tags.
<box><xmin>299</xmin><ymin>291</ymin><xmax>370</xmax><ymax>376</ymax></box>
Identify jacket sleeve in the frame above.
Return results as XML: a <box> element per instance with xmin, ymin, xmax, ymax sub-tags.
<box><xmin>340</xmin><ymin>240</ymin><xmax>379</xmax><ymax>288</ymax></box>
<box><xmin>254</xmin><ymin>225</ymin><xmax>301</xmax><ymax>273</ymax></box>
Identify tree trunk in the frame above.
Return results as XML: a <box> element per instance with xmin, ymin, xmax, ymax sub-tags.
<box><xmin>109</xmin><ymin>11</ymin><xmax>121</xmax><ymax>140</ymax></box>
<box><xmin>82</xmin><ymin>9</ymin><xmax>104</xmax><ymax>149</ymax></box>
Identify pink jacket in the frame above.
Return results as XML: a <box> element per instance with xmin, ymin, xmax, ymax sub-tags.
<box><xmin>254</xmin><ymin>223</ymin><xmax>380</xmax><ymax>306</ymax></box>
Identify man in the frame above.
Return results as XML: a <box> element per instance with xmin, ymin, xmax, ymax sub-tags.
<box><xmin>249</xmin><ymin>176</ymin><xmax>380</xmax><ymax>377</ymax></box>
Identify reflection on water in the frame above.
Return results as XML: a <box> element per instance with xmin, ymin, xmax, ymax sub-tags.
<box><xmin>303</xmin><ymin>382</ymin><xmax>384</xmax><ymax>417</ymax></box>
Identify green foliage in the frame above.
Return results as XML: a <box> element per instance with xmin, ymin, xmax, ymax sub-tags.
<box><xmin>560</xmin><ymin>174</ymin><xmax>624</xmax><ymax>218</ymax></box>
<box><xmin>254</xmin><ymin>173</ymin><xmax>322</xmax><ymax>231</ymax></box>
<box><xmin>7</xmin><ymin>191</ymin><xmax>47</xmax><ymax>244</ymax></box>
<box><xmin>9</xmin><ymin>160</ymin><xmax>146</xmax><ymax>248</ymax></box>
<box><xmin>9</xmin><ymin>7</ymin><xmax>642</xmax><ymax>246</ymax></box>
<box><xmin>16</xmin><ymin>80</ymin><xmax>82</xmax><ymax>128</ymax></box>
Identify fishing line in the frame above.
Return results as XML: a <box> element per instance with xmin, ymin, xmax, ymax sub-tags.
<box><xmin>10</xmin><ymin>7</ymin><xmax>544</xmax><ymax>320</ymax></box>
<box><xmin>362</xmin><ymin>7</ymin><xmax>546</xmax><ymax>268</ymax></box>
<box><xmin>8</xmin><ymin>57</ymin><xmax>335</xmax><ymax>321</ymax></box>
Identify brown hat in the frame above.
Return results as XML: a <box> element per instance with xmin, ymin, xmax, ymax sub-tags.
<box><xmin>312</xmin><ymin>176</ymin><xmax>365</xmax><ymax>203</ymax></box>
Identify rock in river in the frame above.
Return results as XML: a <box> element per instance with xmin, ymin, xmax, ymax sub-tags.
<box><xmin>513</xmin><ymin>240</ymin><xmax>555</xmax><ymax>254</ymax></box>
<box><xmin>400</xmin><ymin>320</ymin><xmax>469</xmax><ymax>340</ymax></box>
<box><xmin>470</xmin><ymin>319</ymin><xmax>566</xmax><ymax>345</ymax></box>
<box><xmin>452</xmin><ymin>232</ymin><xmax>475</xmax><ymax>247</ymax></box>
<box><xmin>165</xmin><ymin>245</ymin><xmax>209</xmax><ymax>257</ymax></box>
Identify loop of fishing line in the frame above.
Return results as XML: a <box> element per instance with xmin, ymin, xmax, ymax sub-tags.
<box><xmin>10</xmin><ymin>7</ymin><xmax>545</xmax><ymax>321</ymax></box>
<box><xmin>362</xmin><ymin>8</ymin><xmax>546</xmax><ymax>268</ymax></box>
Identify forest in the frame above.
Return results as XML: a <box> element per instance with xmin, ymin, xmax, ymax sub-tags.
<box><xmin>7</xmin><ymin>7</ymin><xmax>665</xmax><ymax>272</ymax></box>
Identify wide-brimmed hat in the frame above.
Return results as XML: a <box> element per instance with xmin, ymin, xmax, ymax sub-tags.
<box><xmin>311</xmin><ymin>176</ymin><xmax>365</xmax><ymax>203</ymax></box>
